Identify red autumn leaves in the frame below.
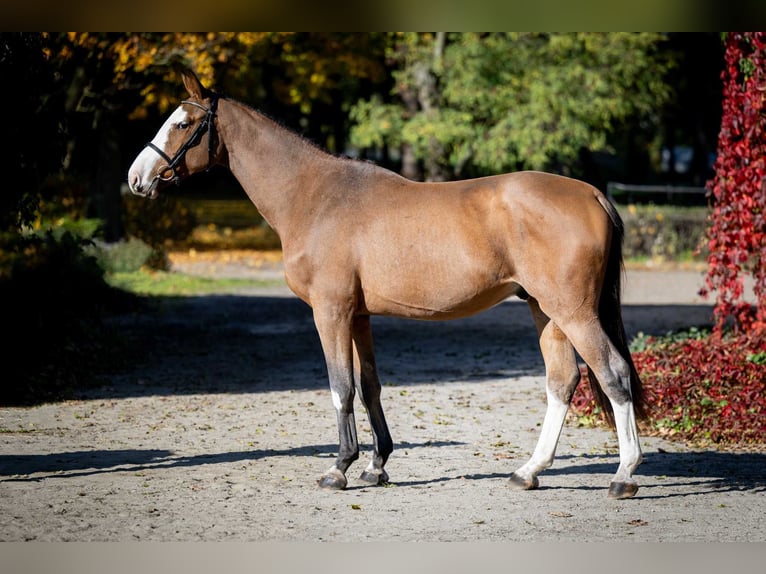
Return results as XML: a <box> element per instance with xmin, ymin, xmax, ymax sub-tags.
<box><xmin>703</xmin><ymin>32</ymin><xmax>766</xmax><ymax>334</ymax></box>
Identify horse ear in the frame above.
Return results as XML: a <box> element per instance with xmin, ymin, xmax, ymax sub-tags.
<box><xmin>181</xmin><ymin>69</ymin><xmax>205</xmax><ymax>100</ymax></box>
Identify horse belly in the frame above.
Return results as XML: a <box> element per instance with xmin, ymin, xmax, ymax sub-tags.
<box><xmin>359</xmin><ymin>247</ymin><xmax>518</xmax><ymax>320</ymax></box>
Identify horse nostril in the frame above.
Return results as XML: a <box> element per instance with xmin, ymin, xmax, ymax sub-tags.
<box><xmin>129</xmin><ymin>173</ymin><xmax>142</xmax><ymax>193</ymax></box>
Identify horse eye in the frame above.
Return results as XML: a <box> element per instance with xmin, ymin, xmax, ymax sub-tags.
<box><xmin>177</xmin><ymin>121</ymin><xmax>190</xmax><ymax>130</ymax></box>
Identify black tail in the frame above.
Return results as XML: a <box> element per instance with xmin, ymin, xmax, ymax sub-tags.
<box><xmin>588</xmin><ymin>194</ymin><xmax>647</xmax><ymax>428</ymax></box>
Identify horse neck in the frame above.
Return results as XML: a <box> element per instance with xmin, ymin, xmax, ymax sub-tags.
<box><xmin>217</xmin><ymin>99</ymin><xmax>329</xmax><ymax>235</ymax></box>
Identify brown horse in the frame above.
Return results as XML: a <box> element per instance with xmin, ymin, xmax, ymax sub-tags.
<box><xmin>128</xmin><ymin>70</ymin><xmax>646</xmax><ymax>499</ymax></box>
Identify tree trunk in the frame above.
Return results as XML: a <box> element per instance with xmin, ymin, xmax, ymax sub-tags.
<box><xmin>398</xmin><ymin>71</ymin><xmax>422</xmax><ymax>181</ymax></box>
<box><xmin>88</xmin><ymin>113</ymin><xmax>125</xmax><ymax>242</ymax></box>
<box><xmin>415</xmin><ymin>32</ymin><xmax>448</xmax><ymax>182</ymax></box>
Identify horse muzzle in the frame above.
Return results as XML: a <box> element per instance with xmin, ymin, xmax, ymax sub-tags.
<box><xmin>128</xmin><ymin>172</ymin><xmax>161</xmax><ymax>199</ymax></box>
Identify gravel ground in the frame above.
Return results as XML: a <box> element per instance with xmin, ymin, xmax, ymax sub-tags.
<box><xmin>1</xmin><ymin>255</ymin><xmax>763</xmax><ymax>542</ymax></box>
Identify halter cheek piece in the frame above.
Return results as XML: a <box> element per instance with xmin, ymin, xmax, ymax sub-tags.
<box><xmin>145</xmin><ymin>95</ymin><xmax>219</xmax><ymax>186</ymax></box>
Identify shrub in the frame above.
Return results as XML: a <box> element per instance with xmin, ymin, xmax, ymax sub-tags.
<box><xmin>86</xmin><ymin>237</ymin><xmax>154</xmax><ymax>273</ymax></box>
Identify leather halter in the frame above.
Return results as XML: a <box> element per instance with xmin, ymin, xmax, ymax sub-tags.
<box><xmin>144</xmin><ymin>95</ymin><xmax>219</xmax><ymax>185</ymax></box>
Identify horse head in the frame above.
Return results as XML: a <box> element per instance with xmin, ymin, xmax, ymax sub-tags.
<box><xmin>128</xmin><ymin>70</ymin><xmax>221</xmax><ymax>198</ymax></box>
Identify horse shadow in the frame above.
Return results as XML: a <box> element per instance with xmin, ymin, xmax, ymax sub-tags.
<box><xmin>2</xmin><ymin>443</ymin><xmax>762</xmax><ymax>499</ymax></box>
<box><xmin>0</xmin><ymin>440</ymin><xmax>462</xmax><ymax>483</ymax></box>
<box><xmin>92</xmin><ymin>293</ymin><xmax>716</xmax><ymax>400</ymax></box>
<box><xmin>538</xmin><ymin>450</ymin><xmax>766</xmax><ymax>497</ymax></box>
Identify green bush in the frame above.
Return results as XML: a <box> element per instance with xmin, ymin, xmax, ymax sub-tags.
<box><xmin>87</xmin><ymin>237</ymin><xmax>154</xmax><ymax>273</ymax></box>
<box><xmin>41</xmin><ymin>215</ymin><xmax>103</xmax><ymax>241</ymax></box>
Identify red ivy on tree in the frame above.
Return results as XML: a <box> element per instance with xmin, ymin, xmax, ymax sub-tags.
<box><xmin>703</xmin><ymin>32</ymin><xmax>766</xmax><ymax>334</ymax></box>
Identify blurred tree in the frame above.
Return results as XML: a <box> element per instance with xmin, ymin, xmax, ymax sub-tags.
<box><xmin>34</xmin><ymin>33</ymin><xmax>388</xmax><ymax>240</ymax></box>
<box><xmin>350</xmin><ymin>33</ymin><xmax>674</xmax><ymax>182</ymax></box>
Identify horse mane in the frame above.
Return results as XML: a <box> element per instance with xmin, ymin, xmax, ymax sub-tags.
<box><xmin>224</xmin><ymin>97</ymin><xmax>332</xmax><ymax>156</ymax></box>
<box><xmin>222</xmin><ymin>96</ymin><xmax>395</xmax><ymax>177</ymax></box>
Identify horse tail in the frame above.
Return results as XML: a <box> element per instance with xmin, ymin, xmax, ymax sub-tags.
<box><xmin>588</xmin><ymin>193</ymin><xmax>647</xmax><ymax>428</ymax></box>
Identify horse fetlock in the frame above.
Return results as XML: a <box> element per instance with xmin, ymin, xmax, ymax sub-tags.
<box><xmin>318</xmin><ymin>466</ymin><xmax>347</xmax><ymax>490</ymax></box>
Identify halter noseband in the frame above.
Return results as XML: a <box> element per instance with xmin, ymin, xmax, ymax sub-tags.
<box><xmin>145</xmin><ymin>95</ymin><xmax>219</xmax><ymax>185</ymax></box>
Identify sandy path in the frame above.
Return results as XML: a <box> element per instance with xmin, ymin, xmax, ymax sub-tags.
<box><xmin>1</xmin><ymin>261</ymin><xmax>763</xmax><ymax>541</ymax></box>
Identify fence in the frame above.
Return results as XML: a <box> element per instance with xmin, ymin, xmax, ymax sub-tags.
<box><xmin>606</xmin><ymin>182</ymin><xmax>708</xmax><ymax>206</ymax></box>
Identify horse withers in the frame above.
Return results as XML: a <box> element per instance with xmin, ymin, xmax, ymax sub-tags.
<box><xmin>128</xmin><ymin>69</ymin><xmax>646</xmax><ymax>499</ymax></box>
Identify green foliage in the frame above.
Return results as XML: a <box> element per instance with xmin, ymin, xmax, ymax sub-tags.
<box><xmin>30</xmin><ymin>182</ymin><xmax>159</xmax><ymax>273</ymax></box>
<box><xmin>179</xmin><ymin>198</ymin><xmax>264</xmax><ymax>230</ymax></box>
<box><xmin>44</xmin><ymin>217</ymin><xmax>103</xmax><ymax>241</ymax></box>
<box><xmin>348</xmin><ymin>96</ymin><xmax>404</xmax><ymax>149</ymax></box>
<box><xmin>86</xmin><ymin>237</ymin><xmax>155</xmax><ymax>273</ymax></box>
<box><xmin>351</xmin><ymin>33</ymin><xmax>674</xmax><ymax>179</ymax></box>
<box><xmin>629</xmin><ymin>327</ymin><xmax>710</xmax><ymax>353</ymax></box>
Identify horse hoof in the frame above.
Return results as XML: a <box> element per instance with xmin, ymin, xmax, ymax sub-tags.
<box><xmin>508</xmin><ymin>473</ymin><xmax>539</xmax><ymax>490</ymax></box>
<box><xmin>359</xmin><ymin>469</ymin><xmax>389</xmax><ymax>486</ymax></box>
<box><xmin>318</xmin><ymin>468</ymin><xmax>347</xmax><ymax>490</ymax></box>
<box><xmin>608</xmin><ymin>481</ymin><xmax>638</xmax><ymax>499</ymax></box>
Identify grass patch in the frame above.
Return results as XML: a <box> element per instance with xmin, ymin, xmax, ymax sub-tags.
<box><xmin>107</xmin><ymin>270</ymin><xmax>284</xmax><ymax>296</ymax></box>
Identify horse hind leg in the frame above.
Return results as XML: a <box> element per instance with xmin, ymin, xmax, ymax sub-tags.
<box><xmin>561</xmin><ymin>318</ymin><xmax>643</xmax><ymax>499</ymax></box>
<box><xmin>352</xmin><ymin>315</ymin><xmax>393</xmax><ymax>485</ymax></box>
<box><xmin>510</xmin><ymin>299</ymin><xmax>581</xmax><ymax>491</ymax></box>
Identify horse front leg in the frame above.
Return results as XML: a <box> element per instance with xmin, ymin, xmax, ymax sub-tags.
<box><xmin>352</xmin><ymin>315</ymin><xmax>393</xmax><ymax>485</ymax></box>
<box><xmin>510</xmin><ymin>299</ymin><xmax>581</xmax><ymax>490</ymax></box>
<box><xmin>313</xmin><ymin>306</ymin><xmax>359</xmax><ymax>490</ymax></box>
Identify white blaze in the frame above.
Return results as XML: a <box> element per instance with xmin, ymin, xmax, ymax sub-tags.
<box><xmin>128</xmin><ymin>106</ymin><xmax>190</xmax><ymax>194</ymax></box>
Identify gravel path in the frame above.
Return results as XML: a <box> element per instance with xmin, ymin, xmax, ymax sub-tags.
<box><xmin>1</xmin><ymin>256</ymin><xmax>763</xmax><ymax>541</ymax></box>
